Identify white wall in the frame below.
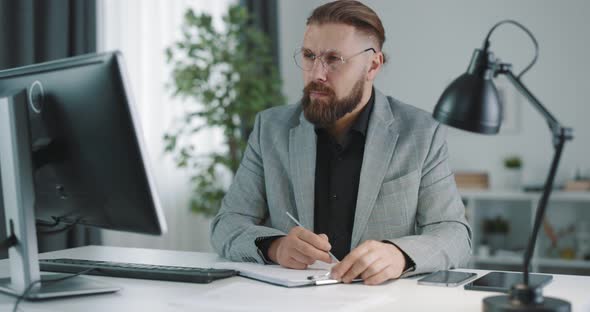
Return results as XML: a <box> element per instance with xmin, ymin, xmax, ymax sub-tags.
<box><xmin>279</xmin><ymin>0</ymin><xmax>590</xmax><ymax>188</ymax></box>
<box><xmin>96</xmin><ymin>0</ymin><xmax>234</xmax><ymax>252</ymax></box>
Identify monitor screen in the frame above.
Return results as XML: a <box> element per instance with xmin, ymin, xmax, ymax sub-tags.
<box><xmin>0</xmin><ymin>51</ymin><xmax>166</xmax><ymax>235</ymax></box>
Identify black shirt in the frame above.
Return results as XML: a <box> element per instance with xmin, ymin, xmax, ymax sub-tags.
<box><xmin>313</xmin><ymin>89</ymin><xmax>375</xmax><ymax>260</ymax></box>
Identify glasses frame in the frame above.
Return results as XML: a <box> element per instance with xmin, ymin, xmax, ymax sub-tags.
<box><xmin>293</xmin><ymin>47</ymin><xmax>376</xmax><ymax>73</ymax></box>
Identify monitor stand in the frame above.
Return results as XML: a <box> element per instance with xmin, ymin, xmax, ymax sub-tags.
<box><xmin>0</xmin><ymin>89</ymin><xmax>119</xmax><ymax>299</ymax></box>
<box><xmin>0</xmin><ymin>273</ymin><xmax>119</xmax><ymax>300</ymax></box>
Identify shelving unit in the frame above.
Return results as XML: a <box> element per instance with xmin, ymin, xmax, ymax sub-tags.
<box><xmin>460</xmin><ymin>189</ymin><xmax>590</xmax><ymax>275</ymax></box>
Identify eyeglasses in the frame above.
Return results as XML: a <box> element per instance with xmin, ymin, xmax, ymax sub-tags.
<box><xmin>293</xmin><ymin>47</ymin><xmax>376</xmax><ymax>73</ymax></box>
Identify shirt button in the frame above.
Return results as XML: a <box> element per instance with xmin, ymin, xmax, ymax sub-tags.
<box><xmin>331</xmin><ymin>194</ymin><xmax>337</xmax><ymax>200</ymax></box>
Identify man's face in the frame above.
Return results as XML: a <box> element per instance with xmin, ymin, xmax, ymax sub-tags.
<box><xmin>299</xmin><ymin>23</ymin><xmax>372</xmax><ymax>128</ymax></box>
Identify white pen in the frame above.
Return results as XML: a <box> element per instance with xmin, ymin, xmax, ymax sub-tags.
<box><xmin>285</xmin><ymin>211</ymin><xmax>339</xmax><ymax>263</ymax></box>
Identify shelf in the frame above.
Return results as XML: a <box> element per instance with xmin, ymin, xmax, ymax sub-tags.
<box><xmin>473</xmin><ymin>255</ymin><xmax>590</xmax><ymax>269</ymax></box>
<box><xmin>464</xmin><ymin>189</ymin><xmax>590</xmax><ymax>273</ymax></box>
<box><xmin>473</xmin><ymin>255</ymin><xmax>522</xmax><ymax>266</ymax></box>
<box><xmin>459</xmin><ymin>189</ymin><xmax>590</xmax><ymax>201</ymax></box>
<box><xmin>537</xmin><ymin>258</ymin><xmax>590</xmax><ymax>269</ymax></box>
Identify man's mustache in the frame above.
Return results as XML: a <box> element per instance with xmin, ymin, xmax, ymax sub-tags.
<box><xmin>304</xmin><ymin>82</ymin><xmax>335</xmax><ymax>95</ymax></box>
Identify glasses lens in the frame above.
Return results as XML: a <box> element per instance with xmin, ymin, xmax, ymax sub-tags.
<box><xmin>322</xmin><ymin>52</ymin><xmax>342</xmax><ymax>72</ymax></box>
<box><xmin>293</xmin><ymin>49</ymin><xmax>345</xmax><ymax>72</ymax></box>
<box><xmin>294</xmin><ymin>50</ymin><xmax>315</xmax><ymax>71</ymax></box>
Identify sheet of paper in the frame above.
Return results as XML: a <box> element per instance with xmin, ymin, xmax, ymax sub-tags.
<box><xmin>213</xmin><ymin>260</ymin><xmax>337</xmax><ymax>287</ymax></box>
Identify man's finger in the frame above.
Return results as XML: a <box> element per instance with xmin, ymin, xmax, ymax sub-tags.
<box><xmin>330</xmin><ymin>243</ymin><xmax>369</xmax><ymax>279</ymax></box>
<box><xmin>293</xmin><ymin>239</ymin><xmax>332</xmax><ymax>263</ymax></box>
<box><xmin>291</xmin><ymin>250</ymin><xmax>316</xmax><ymax>265</ymax></box>
<box><xmin>360</xmin><ymin>258</ymin><xmax>389</xmax><ymax>280</ymax></box>
<box><xmin>284</xmin><ymin>256</ymin><xmax>308</xmax><ymax>270</ymax></box>
<box><xmin>297</xmin><ymin>230</ymin><xmax>331</xmax><ymax>252</ymax></box>
<box><xmin>363</xmin><ymin>265</ymin><xmax>396</xmax><ymax>285</ymax></box>
<box><xmin>341</xmin><ymin>251</ymin><xmax>378</xmax><ymax>283</ymax></box>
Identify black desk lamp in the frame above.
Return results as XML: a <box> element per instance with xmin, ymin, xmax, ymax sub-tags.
<box><xmin>433</xmin><ymin>20</ymin><xmax>573</xmax><ymax>312</ymax></box>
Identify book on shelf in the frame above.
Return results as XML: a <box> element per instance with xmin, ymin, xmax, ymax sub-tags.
<box><xmin>455</xmin><ymin>172</ymin><xmax>489</xmax><ymax>189</ymax></box>
<box><xmin>564</xmin><ymin>180</ymin><xmax>590</xmax><ymax>191</ymax></box>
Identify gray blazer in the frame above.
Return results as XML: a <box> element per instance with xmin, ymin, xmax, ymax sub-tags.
<box><xmin>210</xmin><ymin>88</ymin><xmax>472</xmax><ymax>276</ymax></box>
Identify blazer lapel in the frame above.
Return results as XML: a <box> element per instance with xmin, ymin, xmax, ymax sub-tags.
<box><xmin>351</xmin><ymin>91</ymin><xmax>399</xmax><ymax>248</ymax></box>
<box><xmin>289</xmin><ymin>114</ymin><xmax>317</xmax><ymax>230</ymax></box>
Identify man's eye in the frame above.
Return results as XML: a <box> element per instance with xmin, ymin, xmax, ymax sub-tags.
<box><xmin>302</xmin><ymin>52</ymin><xmax>315</xmax><ymax>59</ymax></box>
<box><xmin>325</xmin><ymin>55</ymin><xmax>342</xmax><ymax>64</ymax></box>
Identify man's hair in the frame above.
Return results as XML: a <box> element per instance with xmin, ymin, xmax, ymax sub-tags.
<box><xmin>306</xmin><ymin>0</ymin><xmax>387</xmax><ymax>63</ymax></box>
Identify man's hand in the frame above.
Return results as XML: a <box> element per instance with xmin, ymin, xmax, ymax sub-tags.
<box><xmin>268</xmin><ymin>227</ymin><xmax>333</xmax><ymax>269</ymax></box>
<box><xmin>330</xmin><ymin>240</ymin><xmax>406</xmax><ymax>285</ymax></box>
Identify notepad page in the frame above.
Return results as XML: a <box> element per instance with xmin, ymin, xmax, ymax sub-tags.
<box><xmin>213</xmin><ymin>261</ymin><xmax>337</xmax><ymax>287</ymax></box>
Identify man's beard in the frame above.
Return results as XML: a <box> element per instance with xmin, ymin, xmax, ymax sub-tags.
<box><xmin>301</xmin><ymin>78</ymin><xmax>364</xmax><ymax>128</ymax></box>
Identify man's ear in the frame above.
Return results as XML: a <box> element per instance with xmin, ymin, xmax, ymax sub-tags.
<box><xmin>366</xmin><ymin>52</ymin><xmax>383</xmax><ymax>81</ymax></box>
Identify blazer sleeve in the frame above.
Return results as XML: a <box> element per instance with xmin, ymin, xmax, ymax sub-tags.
<box><xmin>385</xmin><ymin>123</ymin><xmax>473</xmax><ymax>276</ymax></box>
<box><xmin>209</xmin><ymin>113</ymin><xmax>286</xmax><ymax>263</ymax></box>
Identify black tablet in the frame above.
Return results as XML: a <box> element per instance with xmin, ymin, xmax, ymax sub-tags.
<box><xmin>464</xmin><ymin>271</ymin><xmax>553</xmax><ymax>293</ymax></box>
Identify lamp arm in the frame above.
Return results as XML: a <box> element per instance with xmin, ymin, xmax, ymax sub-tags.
<box><xmin>500</xmin><ymin>68</ymin><xmax>561</xmax><ymax>131</ymax></box>
<box><xmin>497</xmin><ymin>66</ymin><xmax>574</xmax><ymax>287</ymax></box>
<box><xmin>522</xmin><ymin>133</ymin><xmax>565</xmax><ymax>285</ymax></box>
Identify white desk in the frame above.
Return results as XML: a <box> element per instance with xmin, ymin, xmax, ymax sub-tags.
<box><xmin>0</xmin><ymin>246</ymin><xmax>588</xmax><ymax>311</ymax></box>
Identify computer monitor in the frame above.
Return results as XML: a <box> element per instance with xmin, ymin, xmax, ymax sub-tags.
<box><xmin>0</xmin><ymin>51</ymin><xmax>167</xmax><ymax>299</ymax></box>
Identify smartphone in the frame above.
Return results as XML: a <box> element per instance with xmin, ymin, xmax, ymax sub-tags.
<box><xmin>417</xmin><ymin>270</ymin><xmax>478</xmax><ymax>287</ymax></box>
<box><xmin>463</xmin><ymin>271</ymin><xmax>552</xmax><ymax>293</ymax></box>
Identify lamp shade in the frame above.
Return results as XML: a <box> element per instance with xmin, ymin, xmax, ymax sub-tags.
<box><xmin>433</xmin><ymin>49</ymin><xmax>502</xmax><ymax>134</ymax></box>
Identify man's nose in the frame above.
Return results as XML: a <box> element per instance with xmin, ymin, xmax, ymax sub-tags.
<box><xmin>309</xmin><ymin>58</ymin><xmax>328</xmax><ymax>82</ymax></box>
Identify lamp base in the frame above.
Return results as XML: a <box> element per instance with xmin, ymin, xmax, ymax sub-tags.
<box><xmin>483</xmin><ymin>283</ymin><xmax>570</xmax><ymax>312</ymax></box>
<box><xmin>484</xmin><ymin>295</ymin><xmax>571</xmax><ymax>312</ymax></box>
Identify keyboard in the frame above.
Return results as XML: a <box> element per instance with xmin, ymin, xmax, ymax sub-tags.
<box><xmin>39</xmin><ymin>258</ymin><xmax>238</xmax><ymax>284</ymax></box>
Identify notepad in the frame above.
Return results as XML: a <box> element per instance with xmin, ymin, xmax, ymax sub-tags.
<box><xmin>213</xmin><ymin>261</ymin><xmax>348</xmax><ymax>287</ymax></box>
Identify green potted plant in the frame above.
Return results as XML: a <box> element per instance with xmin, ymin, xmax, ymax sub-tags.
<box><xmin>504</xmin><ymin>156</ymin><xmax>522</xmax><ymax>169</ymax></box>
<box><xmin>482</xmin><ymin>216</ymin><xmax>510</xmax><ymax>253</ymax></box>
<box><xmin>164</xmin><ymin>5</ymin><xmax>284</xmax><ymax>216</ymax></box>
<box><xmin>500</xmin><ymin>155</ymin><xmax>523</xmax><ymax>191</ymax></box>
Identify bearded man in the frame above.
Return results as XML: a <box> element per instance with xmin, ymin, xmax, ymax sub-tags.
<box><xmin>211</xmin><ymin>0</ymin><xmax>472</xmax><ymax>285</ymax></box>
